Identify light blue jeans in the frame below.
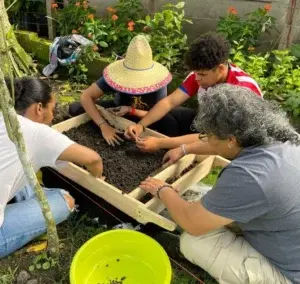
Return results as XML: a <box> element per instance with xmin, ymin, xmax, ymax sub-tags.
<box><xmin>0</xmin><ymin>186</ymin><xmax>73</xmax><ymax>258</ymax></box>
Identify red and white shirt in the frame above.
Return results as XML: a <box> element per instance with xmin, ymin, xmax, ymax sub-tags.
<box><xmin>179</xmin><ymin>63</ymin><xmax>263</xmax><ymax>98</ymax></box>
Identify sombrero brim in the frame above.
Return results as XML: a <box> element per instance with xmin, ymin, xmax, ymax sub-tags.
<box><xmin>103</xmin><ymin>59</ymin><xmax>172</xmax><ymax>95</ymax></box>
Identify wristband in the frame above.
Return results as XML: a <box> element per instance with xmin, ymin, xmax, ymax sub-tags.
<box><xmin>156</xmin><ymin>184</ymin><xmax>174</xmax><ymax>199</ymax></box>
<box><xmin>129</xmin><ymin>106</ymin><xmax>136</xmax><ymax>115</ymax></box>
<box><xmin>138</xmin><ymin>122</ymin><xmax>146</xmax><ymax>132</ymax></box>
<box><xmin>180</xmin><ymin>144</ymin><xmax>187</xmax><ymax>156</ymax></box>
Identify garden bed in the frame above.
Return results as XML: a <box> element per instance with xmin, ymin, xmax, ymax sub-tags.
<box><xmin>52</xmin><ymin>107</ymin><xmax>229</xmax><ymax>231</ymax></box>
<box><xmin>64</xmin><ymin>121</ymin><xmax>165</xmax><ymax>193</ymax></box>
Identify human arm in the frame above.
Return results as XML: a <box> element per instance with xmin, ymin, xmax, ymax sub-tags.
<box><xmin>80</xmin><ymin>82</ymin><xmax>123</xmax><ymax>146</ymax></box>
<box><xmin>58</xmin><ymin>144</ymin><xmax>103</xmax><ymax>178</ymax></box>
<box><xmin>140</xmin><ymin>178</ymin><xmax>233</xmax><ymax>235</ymax></box>
<box><xmin>35</xmin><ymin>124</ymin><xmax>103</xmax><ymax>177</ymax></box>
<box><xmin>136</xmin><ymin>134</ymin><xmax>199</xmax><ymax>152</ymax></box>
<box><xmin>107</xmin><ymin>106</ymin><xmax>148</xmax><ymax>119</ymax></box>
<box><xmin>125</xmin><ymin>88</ymin><xmax>189</xmax><ymax>139</ymax></box>
<box><xmin>162</xmin><ymin>139</ymin><xmax>217</xmax><ymax>166</ymax></box>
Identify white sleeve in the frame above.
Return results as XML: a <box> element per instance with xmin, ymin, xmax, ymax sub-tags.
<box><xmin>32</xmin><ymin>124</ymin><xmax>75</xmax><ymax>168</ymax></box>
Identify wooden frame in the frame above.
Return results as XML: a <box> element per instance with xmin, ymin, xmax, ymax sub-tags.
<box><xmin>53</xmin><ymin>107</ymin><xmax>230</xmax><ymax>231</ymax></box>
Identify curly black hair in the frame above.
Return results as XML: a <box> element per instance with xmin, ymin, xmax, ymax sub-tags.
<box><xmin>185</xmin><ymin>32</ymin><xmax>230</xmax><ymax>70</ymax></box>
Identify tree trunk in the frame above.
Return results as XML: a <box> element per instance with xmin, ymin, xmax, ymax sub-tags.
<box><xmin>0</xmin><ymin>10</ymin><xmax>60</xmax><ymax>256</ymax></box>
<box><xmin>0</xmin><ymin>0</ymin><xmax>37</xmax><ymax>77</ymax></box>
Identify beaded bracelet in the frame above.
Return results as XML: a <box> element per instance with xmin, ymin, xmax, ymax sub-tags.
<box><xmin>156</xmin><ymin>184</ymin><xmax>174</xmax><ymax>199</ymax></box>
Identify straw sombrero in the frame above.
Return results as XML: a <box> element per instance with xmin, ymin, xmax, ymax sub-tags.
<box><xmin>103</xmin><ymin>35</ymin><xmax>172</xmax><ymax>95</ymax></box>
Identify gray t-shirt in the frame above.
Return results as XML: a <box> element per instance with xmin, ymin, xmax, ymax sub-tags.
<box><xmin>202</xmin><ymin>142</ymin><xmax>300</xmax><ymax>283</ymax></box>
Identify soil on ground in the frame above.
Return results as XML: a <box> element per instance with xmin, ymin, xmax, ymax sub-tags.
<box><xmin>64</xmin><ymin>121</ymin><xmax>165</xmax><ymax>192</ymax></box>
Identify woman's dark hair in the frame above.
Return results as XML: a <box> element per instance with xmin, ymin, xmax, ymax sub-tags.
<box><xmin>185</xmin><ymin>32</ymin><xmax>230</xmax><ymax>70</ymax></box>
<box><xmin>5</xmin><ymin>77</ymin><xmax>52</xmax><ymax>115</ymax></box>
<box><xmin>194</xmin><ymin>84</ymin><xmax>300</xmax><ymax>147</ymax></box>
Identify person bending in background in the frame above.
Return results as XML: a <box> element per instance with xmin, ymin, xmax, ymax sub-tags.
<box><xmin>125</xmin><ymin>32</ymin><xmax>262</xmax><ymax>154</ymax></box>
<box><xmin>68</xmin><ymin>35</ymin><xmax>175</xmax><ymax>145</ymax></box>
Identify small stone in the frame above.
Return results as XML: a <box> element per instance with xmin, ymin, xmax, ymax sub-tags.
<box><xmin>26</xmin><ymin>280</ymin><xmax>38</xmax><ymax>284</ymax></box>
<box><xmin>17</xmin><ymin>270</ymin><xmax>30</xmax><ymax>284</ymax></box>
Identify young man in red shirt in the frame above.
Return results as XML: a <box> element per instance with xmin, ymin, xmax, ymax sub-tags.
<box><xmin>125</xmin><ymin>32</ymin><xmax>262</xmax><ymax>154</ymax></box>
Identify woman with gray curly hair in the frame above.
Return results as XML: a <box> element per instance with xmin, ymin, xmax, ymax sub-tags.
<box><xmin>140</xmin><ymin>84</ymin><xmax>300</xmax><ymax>284</ymax></box>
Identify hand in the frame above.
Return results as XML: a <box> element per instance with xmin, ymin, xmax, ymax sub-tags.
<box><xmin>124</xmin><ymin>123</ymin><xmax>144</xmax><ymax>140</ymax></box>
<box><xmin>136</xmin><ymin>136</ymin><xmax>160</xmax><ymax>152</ymax></box>
<box><xmin>162</xmin><ymin>147</ymin><xmax>184</xmax><ymax>166</ymax></box>
<box><xmin>100</xmin><ymin>123</ymin><xmax>124</xmax><ymax>146</ymax></box>
<box><xmin>107</xmin><ymin>106</ymin><xmax>131</xmax><ymax>117</ymax></box>
<box><xmin>140</xmin><ymin>177</ymin><xmax>168</xmax><ymax>196</ymax></box>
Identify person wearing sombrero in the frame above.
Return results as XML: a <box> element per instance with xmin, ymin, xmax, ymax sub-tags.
<box><xmin>68</xmin><ymin>35</ymin><xmax>172</xmax><ymax>146</ymax></box>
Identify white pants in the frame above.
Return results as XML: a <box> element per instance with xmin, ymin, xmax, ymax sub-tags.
<box><xmin>180</xmin><ymin>228</ymin><xmax>291</xmax><ymax>284</ymax></box>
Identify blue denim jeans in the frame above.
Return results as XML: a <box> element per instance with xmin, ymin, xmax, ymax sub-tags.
<box><xmin>0</xmin><ymin>186</ymin><xmax>73</xmax><ymax>258</ymax></box>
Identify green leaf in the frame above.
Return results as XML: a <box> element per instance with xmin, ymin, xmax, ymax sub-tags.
<box><xmin>29</xmin><ymin>265</ymin><xmax>35</xmax><ymax>272</ymax></box>
<box><xmin>99</xmin><ymin>41</ymin><xmax>108</xmax><ymax>47</ymax></box>
<box><xmin>42</xmin><ymin>262</ymin><xmax>51</xmax><ymax>270</ymax></box>
<box><xmin>175</xmin><ymin>2</ymin><xmax>185</xmax><ymax>9</ymax></box>
<box><xmin>36</xmin><ymin>263</ymin><xmax>42</xmax><ymax>270</ymax></box>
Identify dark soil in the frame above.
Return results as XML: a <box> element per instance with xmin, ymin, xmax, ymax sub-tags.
<box><xmin>64</xmin><ymin>121</ymin><xmax>165</xmax><ymax>193</ymax></box>
<box><xmin>166</xmin><ymin>161</ymin><xmax>198</xmax><ymax>184</ymax></box>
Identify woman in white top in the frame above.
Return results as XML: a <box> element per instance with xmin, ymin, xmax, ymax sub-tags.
<box><xmin>0</xmin><ymin>77</ymin><xmax>103</xmax><ymax>258</ymax></box>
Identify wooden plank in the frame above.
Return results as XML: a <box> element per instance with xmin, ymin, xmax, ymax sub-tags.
<box><xmin>46</xmin><ymin>0</ymin><xmax>55</xmax><ymax>40</ymax></box>
<box><xmin>52</xmin><ymin>113</ymin><xmax>90</xmax><ymax>133</ymax></box>
<box><xmin>57</xmin><ymin>163</ymin><xmax>177</xmax><ymax>230</ymax></box>
<box><xmin>145</xmin><ymin>156</ymin><xmax>215</xmax><ymax>212</ymax></box>
<box><xmin>213</xmin><ymin>155</ymin><xmax>230</xmax><ymax>168</ymax></box>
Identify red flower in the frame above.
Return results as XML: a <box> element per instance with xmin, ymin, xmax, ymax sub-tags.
<box><xmin>75</xmin><ymin>2</ymin><xmax>80</xmax><ymax>7</ymax></box>
<box><xmin>228</xmin><ymin>6</ymin><xmax>237</xmax><ymax>15</ymax></box>
<box><xmin>128</xmin><ymin>21</ymin><xmax>135</xmax><ymax>27</ymax></box>
<box><xmin>264</xmin><ymin>4</ymin><xmax>271</xmax><ymax>12</ymax></box>
<box><xmin>111</xmin><ymin>14</ymin><xmax>118</xmax><ymax>21</ymax></box>
<box><xmin>128</xmin><ymin>26</ymin><xmax>134</xmax><ymax>32</ymax></box>
<box><xmin>51</xmin><ymin>3</ymin><xmax>58</xmax><ymax>8</ymax></box>
<box><xmin>87</xmin><ymin>14</ymin><xmax>94</xmax><ymax>19</ymax></box>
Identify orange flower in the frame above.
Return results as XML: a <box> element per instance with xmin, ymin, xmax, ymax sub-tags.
<box><xmin>248</xmin><ymin>46</ymin><xmax>255</xmax><ymax>52</ymax></box>
<box><xmin>87</xmin><ymin>33</ymin><xmax>93</xmax><ymax>38</ymax></box>
<box><xmin>72</xmin><ymin>29</ymin><xmax>78</xmax><ymax>34</ymax></box>
<box><xmin>107</xmin><ymin>6</ymin><xmax>117</xmax><ymax>13</ymax></box>
<box><xmin>75</xmin><ymin>2</ymin><xmax>80</xmax><ymax>7</ymax></box>
<box><xmin>111</xmin><ymin>14</ymin><xmax>118</xmax><ymax>21</ymax></box>
<box><xmin>51</xmin><ymin>3</ymin><xmax>58</xmax><ymax>8</ymax></box>
<box><xmin>83</xmin><ymin>1</ymin><xmax>88</xmax><ymax>9</ymax></box>
<box><xmin>264</xmin><ymin>4</ymin><xmax>271</xmax><ymax>12</ymax></box>
<box><xmin>127</xmin><ymin>26</ymin><xmax>134</xmax><ymax>32</ymax></box>
<box><xmin>128</xmin><ymin>21</ymin><xmax>135</xmax><ymax>27</ymax></box>
<box><xmin>87</xmin><ymin>14</ymin><xmax>94</xmax><ymax>19</ymax></box>
<box><xmin>228</xmin><ymin>6</ymin><xmax>237</xmax><ymax>15</ymax></box>
<box><xmin>92</xmin><ymin>45</ymin><xmax>99</xmax><ymax>52</ymax></box>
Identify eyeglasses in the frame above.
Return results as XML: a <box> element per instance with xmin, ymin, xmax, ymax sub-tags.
<box><xmin>198</xmin><ymin>134</ymin><xmax>209</xmax><ymax>142</ymax></box>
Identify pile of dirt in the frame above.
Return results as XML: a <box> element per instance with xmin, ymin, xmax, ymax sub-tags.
<box><xmin>64</xmin><ymin>121</ymin><xmax>165</xmax><ymax>192</ymax></box>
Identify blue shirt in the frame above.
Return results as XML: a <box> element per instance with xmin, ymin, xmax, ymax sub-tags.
<box><xmin>96</xmin><ymin>77</ymin><xmax>167</xmax><ymax>111</ymax></box>
<box><xmin>202</xmin><ymin>142</ymin><xmax>300</xmax><ymax>283</ymax></box>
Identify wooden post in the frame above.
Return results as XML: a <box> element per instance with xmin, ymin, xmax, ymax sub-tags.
<box><xmin>63</xmin><ymin>0</ymin><xmax>69</xmax><ymax>7</ymax></box>
<box><xmin>148</xmin><ymin>0</ymin><xmax>157</xmax><ymax>15</ymax></box>
<box><xmin>46</xmin><ymin>0</ymin><xmax>55</xmax><ymax>40</ymax></box>
<box><xmin>279</xmin><ymin>0</ymin><xmax>300</xmax><ymax>49</ymax></box>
